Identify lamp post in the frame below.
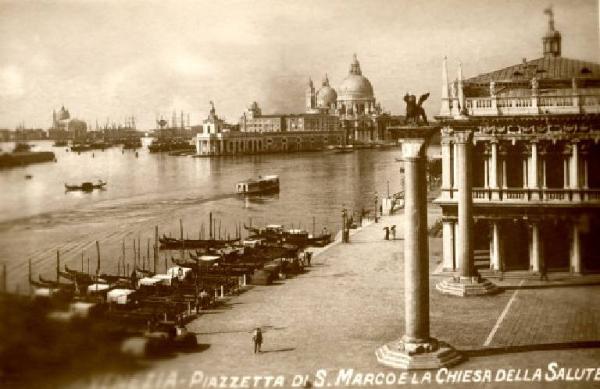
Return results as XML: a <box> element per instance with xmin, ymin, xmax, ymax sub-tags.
<box><xmin>341</xmin><ymin>207</ymin><xmax>348</xmax><ymax>243</ymax></box>
<box><xmin>374</xmin><ymin>193</ymin><xmax>378</xmax><ymax>223</ymax></box>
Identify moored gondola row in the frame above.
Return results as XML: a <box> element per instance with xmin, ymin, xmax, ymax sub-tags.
<box><xmin>9</xmin><ymin>215</ymin><xmax>331</xmax><ymax>375</ymax></box>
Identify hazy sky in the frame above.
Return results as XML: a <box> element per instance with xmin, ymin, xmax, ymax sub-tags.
<box><xmin>0</xmin><ymin>0</ymin><xmax>598</xmax><ymax>129</ymax></box>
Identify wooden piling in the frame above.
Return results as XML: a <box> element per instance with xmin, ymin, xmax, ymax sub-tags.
<box><xmin>132</xmin><ymin>239</ymin><xmax>137</xmax><ymax>267</ymax></box>
<box><xmin>56</xmin><ymin>250</ymin><xmax>60</xmax><ymax>284</ymax></box>
<box><xmin>96</xmin><ymin>241</ymin><xmax>101</xmax><ymax>275</ymax></box>
<box><xmin>180</xmin><ymin>219</ymin><xmax>185</xmax><ymax>260</ymax></box>
<box><xmin>154</xmin><ymin>226</ymin><xmax>159</xmax><ymax>273</ymax></box>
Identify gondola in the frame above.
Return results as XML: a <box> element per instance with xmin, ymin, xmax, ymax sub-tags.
<box><xmin>64</xmin><ymin>180</ymin><xmax>107</xmax><ymax>192</ymax></box>
<box><xmin>244</xmin><ymin>224</ymin><xmax>331</xmax><ymax>248</ymax></box>
<box><xmin>159</xmin><ymin>235</ymin><xmax>239</xmax><ymax>249</ymax></box>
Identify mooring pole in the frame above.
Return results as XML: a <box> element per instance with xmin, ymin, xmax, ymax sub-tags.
<box><xmin>180</xmin><ymin>219</ymin><xmax>185</xmax><ymax>260</ymax></box>
<box><xmin>209</xmin><ymin>212</ymin><xmax>213</xmax><ymax>239</ymax></box>
<box><xmin>96</xmin><ymin>241</ymin><xmax>101</xmax><ymax>276</ymax></box>
<box><xmin>154</xmin><ymin>226</ymin><xmax>159</xmax><ymax>273</ymax></box>
<box><xmin>56</xmin><ymin>250</ymin><xmax>60</xmax><ymax>284</ymax></box>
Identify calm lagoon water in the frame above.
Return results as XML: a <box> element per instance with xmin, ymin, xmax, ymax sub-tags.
<box><xmin>0</xmin><ymin>140</ymin><xmax>438</xmax><ymax>290</ymax></box>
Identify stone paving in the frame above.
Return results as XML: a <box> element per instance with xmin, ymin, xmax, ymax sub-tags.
<box><xmin>76</xmin><ymin>208</ymin><xmax>600</xmax><ymax>389</ymax></box>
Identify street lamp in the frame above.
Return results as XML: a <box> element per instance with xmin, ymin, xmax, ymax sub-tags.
<box><xmin>374</xmin><ymin>192</ymin><xmax>378</xmax><ymax>223</ymax></box>
<box><xmin>341</xmin><ymin>207</ymin><xmax>348</xmax><ymax>243</ymax></box>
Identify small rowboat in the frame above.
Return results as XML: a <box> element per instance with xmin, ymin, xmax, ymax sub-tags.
<box><xmin>65</xmin><ymin>180</ymin><xmax>107</xmax><ymax>192</ymax></box>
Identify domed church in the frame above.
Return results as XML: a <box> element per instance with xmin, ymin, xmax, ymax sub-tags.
<box><xmin>306</xmin><ymin>54</ymin><xmax>385</xmax><ymax>143</ymax></box>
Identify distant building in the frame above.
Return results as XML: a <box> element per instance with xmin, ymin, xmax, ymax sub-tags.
<box><xmin>48</xmin><ymin>106</ymin><xmax>87</xmax><ymax>140</ymax></box>
<box><xmin>195</xmin><ymin>102</ymin><xmax>343</xmax><ymax>156</ymax></box>
<box><xmin>435</xmin><ymin>9</ymin><xmax>600</xmax><ymax>277</ymax></box>
<box><xmin>306</xmin><ymin>55</ymin><xmax>391</xmax><ymax>143</ymax></box>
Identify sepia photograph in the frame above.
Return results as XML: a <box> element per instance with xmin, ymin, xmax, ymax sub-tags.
<box><xmin>0</xmin><ymin>0</ymin><xmax>599</xmax><ymax>388</ymax></box>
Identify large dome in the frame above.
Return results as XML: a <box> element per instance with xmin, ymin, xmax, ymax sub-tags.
<box><xmin>337</xmin><ymin>55</ymin><xmax>374</xmax><ymax>101</ymax></box>
<box><xmin>338</xmin><ymin>74</ymin><xmax>373</xmax><ymax>100</ymax></box>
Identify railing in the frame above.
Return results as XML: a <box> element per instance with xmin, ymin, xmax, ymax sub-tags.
<box><xmin>440</xmin><ymin>187</ymin><xmax>600</xmax><ymax>203</ymax></box>
<box><xmin>462</xmin><ymin>93</ymin><xmax>600</xmax><ymax>116</ymax></box>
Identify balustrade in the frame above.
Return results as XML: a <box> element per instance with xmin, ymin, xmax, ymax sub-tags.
<box><xmin>438</xmin><ymin>187</ymin><xmax>600</xmax><ymax>203</ymax></box>
<box><xmin>464</xmin><ymin>92</ymin><xmax>600</xmax><ymax>116</ymax></box>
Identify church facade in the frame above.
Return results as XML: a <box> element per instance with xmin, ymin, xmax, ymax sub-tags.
<box><xmin>435</xmin><ymin>9</ymin><xmax>600</xmax><ymax>277</ymax></box>
<box><xmin>305</xmin><ymin>55</ymin><xmax>389</xmax><ymax>143</ymax></box>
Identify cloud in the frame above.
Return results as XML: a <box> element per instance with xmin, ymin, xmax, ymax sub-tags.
<box><xmin>0</xmin><ymin>66</ymin><xmax>25</xmax><ymax>98</ymax></box>
<box><xmin>170</xmin><ymin>52</ymin><xmax>214</xmax><ymax>76</ymax></box>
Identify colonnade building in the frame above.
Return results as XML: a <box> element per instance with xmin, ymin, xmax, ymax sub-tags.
<box><xmin>195</xmin><ymin>102</ymin><xmax>343</xmax><ymax>156</ymax></box>
<box><xmin>435</xmin><ymin>10</ymin><xmax>600</xmax><ymax>276</ymax></box>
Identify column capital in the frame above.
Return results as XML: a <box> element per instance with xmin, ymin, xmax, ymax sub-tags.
<box><xmin>401</xmin><ymin>139</ymin><xmax>427</xmax><ymax>159</ymax></box>
<box><xmin>453</xmin><ymin>130</ymin><xmax>473</xmax><ymax>144</ymax></box>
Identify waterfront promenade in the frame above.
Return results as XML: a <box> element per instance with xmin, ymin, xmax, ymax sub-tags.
<box><xmin>81</xmin><ymin>209</ymin><xmax>600</xmax><ymax>389</ymax></box>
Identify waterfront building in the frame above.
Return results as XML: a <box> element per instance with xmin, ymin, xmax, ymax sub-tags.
<box><xmin>48</xmin><ymin>106</ymin><xmax>87</xmax><ymax>140</ymax></box>
<box><xmin>306</xmin><ymin>55</ymin><xmax>389</xmax><ymax>143</ymax></box>
<box><xmin>195</xmin><ymin>102</ymin><xmax>343</xmax><ymax>156</ymax></box>
<box><xmin>435</xmin><ymin>9</ymin><xmax>600</xmax><ymax>278</ymax></box>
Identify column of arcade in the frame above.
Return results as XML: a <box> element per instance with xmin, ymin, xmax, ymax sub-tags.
<box><xmin>437</xmin><ymin>130</ymin><xmax>498</xmax><ymax>296</ymax></box>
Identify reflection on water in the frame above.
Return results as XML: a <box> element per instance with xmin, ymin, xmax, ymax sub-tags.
<box><xmin>0</xmin><ymin>140</ymin><xmax>436</xmax><ymax>290</ymax></box>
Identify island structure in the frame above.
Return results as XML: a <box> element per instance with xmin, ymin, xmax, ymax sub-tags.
<box><xmin>434</xmin><ymin>8</ymin><xmax>600</xmax><ymax>292</ymax></box>
<box><xmin>194</xmin><ymin>55</ymin><xmax>399</xmax><ymax>156</ymax></box>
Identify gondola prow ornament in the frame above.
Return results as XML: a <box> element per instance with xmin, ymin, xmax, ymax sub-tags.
<box><xmin>404</xmin><ymin>92</ymin><xmax>430</xmax><ymax>125</ymax></box>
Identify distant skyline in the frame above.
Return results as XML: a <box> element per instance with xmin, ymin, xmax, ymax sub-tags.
<box><xmin>0</xmin><ymin>0</ymin><xmax>598</xmax><ymax>129</ymax></box>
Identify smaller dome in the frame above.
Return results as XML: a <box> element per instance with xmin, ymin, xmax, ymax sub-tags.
<box><xmin>316</xmin><ymin>74</ymin><xmax>337</xmax><ymax>107</ymax></box>
<box><xmin>317</xmin><ymin>86</ymin><xmax>337</xmax><ymax>107</ymax></box>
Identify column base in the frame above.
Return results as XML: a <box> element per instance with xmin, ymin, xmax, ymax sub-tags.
<box><xmin>435</xmin><ymin>276</ymin><xmax>500</xmax><ymax>297</ymax></box>
<box><xmin>375</xmin><ymin>337</ymin><xmax>463</xmax><ymax>370</ymax></box>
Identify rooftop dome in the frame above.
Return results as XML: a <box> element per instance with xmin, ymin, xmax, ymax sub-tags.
<box><xmin>316</xmin><ymin>74</ymin><xmax>337</xmax><ymax>107</ymax></box>
<box><xmin>338</xmin><ymin>54</ymin><xmax>374</xmax><ymax>101</ymax></box>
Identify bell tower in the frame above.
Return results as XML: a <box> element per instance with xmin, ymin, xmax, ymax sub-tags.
<box><xmin>305</xmin><ymin>77</ymin><xmax>315</xmax><ymax>112</ymax></box>
<box><xmin>542</xmin><ymin>7</ymin><xmax>561</xmax><ymax>58</ymax></box>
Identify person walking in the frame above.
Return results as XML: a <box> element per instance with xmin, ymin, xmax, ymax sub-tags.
<box><xmin>252</xmin><ymin>327</ymin><xmax>263</xmax><ymax>353</ymax></box>
<box><xmin>390</xmin><ymin>225</ymin><xmax>396</xmax><ymax>240</ymax></box>
<box><xmin>383</xmin><ymin>226</ymin><xmax>389</xmax><ymax>240</ymax></box>
<box><xmin>539</xmin><ymin>256</ymin><xmax>549</xmax><ymax>281</ymax></box>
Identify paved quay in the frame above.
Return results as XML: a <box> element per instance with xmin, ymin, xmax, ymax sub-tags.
<box><xmin>80</xmin><ymin>208</ymin><xmax>600</xmax><ymax>389</ymax></box>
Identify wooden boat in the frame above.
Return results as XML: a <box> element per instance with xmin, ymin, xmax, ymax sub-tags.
<box><xmin>71</xmin><ymin>144</ymin><xmax>93</xmax><ymax>152</ymax></box>
<box><xmin>244</xmin><ymin>224</ymin><xmax>331</xmax><ymax>247</ymax></box>
<box><xmin>236</xmin><ymin>175</ymin><xmax>279</xmax><ymax>195</ymax></box>
<box><xmin>159</xmin><ymin>235</ymin><xmax>239</xmax><ymax>250</ymax></box>
<box><xmin>333</xmin><ymin>145</ymin><xmax>354</xmax><ymax>154</ymax></box>
<box><xmin>64</xmin><ymin>180</ymin><xmax>107</xmax><ymax>192</ymax></box>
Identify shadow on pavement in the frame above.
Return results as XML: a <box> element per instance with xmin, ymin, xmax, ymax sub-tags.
<box><xmin>464</xmin><ymin>341</ymin><xmax>600</xmax><ymax>357</ymax></box>
<box><xmin>260</xmin><ymin>347</ymin><xmax>296</xmax><ymax>354</ymax></box>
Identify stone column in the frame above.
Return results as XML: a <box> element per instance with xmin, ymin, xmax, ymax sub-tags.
<box><xmin>530</xmin><ymin>222</ymin><xmax>540</xmax><ymax>273</ymax></box>
<box><xmin>456</xmin><ymin>131</ymin><xmax>474</xmax><ymax>278</ymax></box>
<box><xmin>502</xmin><ymin>158</ymin><xmax>507</xmax><ymax>189</ymax></box>
<box><xmin>484</xmin><ymin>158</ymin><xmax>489</xmax><ymax>189</ymax></box>
<box><xmin>490</xmin><ymin>141</ymin><xmax>500</xmax><ymax>200</ymax></box>
<box><xmin>376</xmin><ymin>128</ymin><xmax>462</xmax><ymax>370</ymax></box>
<box><xmin>570</xmin><ymin>142</ymin><xmax>580</xmax><ymax>201</ymax></box>
<box><xmin>490</xmin><ymin>221</ymin><xmax>500</xmax><ymax>271</ymax></box>
<box><xmin>563</xmin><ymin>157</ymin><xmax>569</xmax><ymax>189</ymax></box>
<box><xmin>583</xmin><ymin>157</ymin><xmax>589</xmax><ymax>189</ymax></box>
<box><xmin>436</xmin><ymin>130</ymin><xmax>498</xmax><ymax>297</ymax></box>
<box><xmin>442</xmin><ymin>221</ymin><xmax>455</xmax><ymax>271</ymax></box>
<box><xmin>522</xmin><ymin>159</ymin><xmax>528</xmax><ymax>189</ymax></box>
<box><xmin>570</xmin><ymin>222</ymin><xmax>581</xmax><ymax>274</ymax></box>
<box><xmin>530</xmin><ymin>142</ymin><xmax>539</xmax><ymax>199</ymax></box>
<box><xmin>402</xmin><ymin>140</ymin><xmax>429</xmax><ymax>343</ymax></box>
<box><xmin>452</xmin><ymin>142</ymin><xmax>458</xmax><ymax>194</ymax></box>
<box><xmin>441</xmin><ymin>138</ymin><xmax>452</xmax><ymax>199</ymax></box>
